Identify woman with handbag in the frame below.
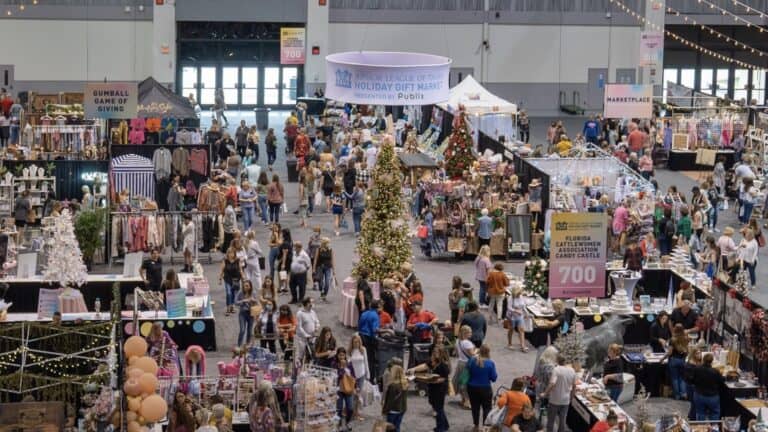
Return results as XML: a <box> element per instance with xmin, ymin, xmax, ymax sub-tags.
<box><xmin>348</xmin><ymin>334</ymin><xmax>370</xmax><ymax>420</ymax></box>
<box><xmin>335</xmin><ymin>348</ymin><xmax>357</xmax><ymax>432</ymax></box>
<box><xmin>506</xmin><ymin>287</ymin><xmax>529</xmax><ymax>352</ymax></box>
<box><xmin>382</xmin><ymin>364</ymin><xmax>408</xmax><ymax>432</ymax></box>
<box><xmin>257</xmin><ymin>299</ymin><xmax>280</xmax><ymax>354</ymax></box>
<box><xmin>452</xmin><ymin>325</ymin><xmax>477</xmax><ymax>410</ymax></box>
<box><xmin>219</xmin><ymin>247</ymin><xmax>245</xmax><ymax>316</ymax></box>
<box><xmin>331</xmin><ymin>183</ymin><xmax>346</xmax><ymax>236</ymax></box>
<box><xmin>244</xmin><ymin>230</ymin><xmax>263</xmax><ymax>294</ymax></box>
<box><xmin>277</xmin><ymin>228</ymin><xmax>293</xmax><ymax>293</ymax></box>
<box><xmin>235</xmin><ymin>280</ymin><xmax>258</xmax><ymax>347</ymax></box>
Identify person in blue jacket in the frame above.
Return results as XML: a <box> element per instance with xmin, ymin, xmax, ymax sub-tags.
<box><xmin>466</xmin><ymin>344</ymin><xmax>498</xmax><ymax>429</ymax></box>
<box><xmin>583</xmin><ymin>116</ymin><xmax>600</xmax><ymax>144</ymax></box>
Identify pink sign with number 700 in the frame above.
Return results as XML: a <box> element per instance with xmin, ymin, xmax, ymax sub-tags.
<box><xmin>548</xmin><ymin>213</ymin><xmax>607</xmax><ymax>299</ymax></box>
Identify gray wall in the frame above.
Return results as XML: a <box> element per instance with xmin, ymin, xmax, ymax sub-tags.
<box><xmin>0</xmin><ymin>2</ymin><xmax>152</xmax><ymax>20</ymax></box>
<box><xmin>175</xmin><ymin>0</ymin><xmax>307</xmax><ymax>22</ymax></box>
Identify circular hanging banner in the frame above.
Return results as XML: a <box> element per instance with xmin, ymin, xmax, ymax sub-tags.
<box><xmin>325</xmin><ymin>51</ymin><xmax>452</xmax><ymax>106</ymax></box>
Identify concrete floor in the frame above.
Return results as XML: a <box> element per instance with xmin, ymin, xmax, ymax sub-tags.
<box><xmin>95</xmin><ymin>111</ymin><xmax>765</xmax><ymax>431</ymax></box>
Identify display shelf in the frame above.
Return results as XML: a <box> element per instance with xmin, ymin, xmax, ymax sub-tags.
<box><xmin>12</xmin><ymin>176</ymin><xmax>55</xmax><ymax>221</ymax></box>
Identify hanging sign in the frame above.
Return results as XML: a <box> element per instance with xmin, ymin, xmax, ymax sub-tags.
<box><xmin>165</xmin><ymin>288</ymin><xmax>187</xmax><ymax>318</ymax></box>
<box><xmin>639</xmin><ymin>31</ymin><xmax>663</xmax><ymax>67</ymax></box>
<box><xmin>325</xmin><ymin>51</ymin><xmax>451</xmax><ymax>105</ymax></box>
<box><xmin>548</xmin><ymin>213</ymin><xmax>607</xmax><ymax>299</ymax></box>
<box><xmin>84</xmin><ymin>82</ymin><xmax>138</xmax><ymax>119</ymax></box>
<box><xmin>280</xmin><ymin>27</ymin><xmax>306</xmax><ymax>65</ymax></box>
<box><xmin>603</xmin><ymin>84</ymin><xmax>653</xmax><ymax>119</ymax></box>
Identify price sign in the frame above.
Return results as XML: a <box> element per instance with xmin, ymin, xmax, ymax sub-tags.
<box><xmin>549</xmin><ymin>213</ymin><xmax>607</xmax><ymax>298</ymax></box>
<box><xmin>280</xmin><ymin>28</ymin><xmax>306</xmax><ymax>65</ymax></box>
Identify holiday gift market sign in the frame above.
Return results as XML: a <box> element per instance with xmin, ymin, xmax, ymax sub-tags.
<box><xmin>84</xmin><ymin>82</ymin><xmax>138</xmax><ymax>119</ymax></box>
<box><xmin>325</xmin><ymin>51</ymin><xmax>451</xmax><ymax>105</ymax></box>
<box><xmin>549</xmin><ymin>212</ymin><xmax>607</xmax><ymax>298</ymax></box>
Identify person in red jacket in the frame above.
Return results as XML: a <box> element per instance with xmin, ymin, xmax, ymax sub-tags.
<box><xmin>590</xmin><ymin>410</ymin><xmax>622</xmax><ymax>432</ymax></box>
<box><xmin>294</xmin><ymin>129</ymin><xmax>310</xmax><ymax>169</ymax></box>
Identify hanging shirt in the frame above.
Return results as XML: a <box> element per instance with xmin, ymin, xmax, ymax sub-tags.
<box><xmin>153</xmin><ymin>147</ymin><xmax>173</xmax><ymax>180</ymax></box>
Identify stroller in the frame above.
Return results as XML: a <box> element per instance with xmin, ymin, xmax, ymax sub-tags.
<box><xmin>376</xmin><ymin>332</ymin><xmax>408</xmax><ymax>382</ymax></box>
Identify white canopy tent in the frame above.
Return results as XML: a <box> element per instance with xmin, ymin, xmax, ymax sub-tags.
<box><xmin>437</xmin><ymin>75</ymin><xmax>518</xmax><ymax>142</ymax></box>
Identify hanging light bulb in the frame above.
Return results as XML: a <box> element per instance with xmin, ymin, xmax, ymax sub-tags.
<box><xmin>5</xmin><ymin>9</ymin><xmax>11</xmax><ymax>15</ymax></box>
<box><xmin>19</xmin><ymin>3</ymin><xmax>25</xmax><ymax>10</ymax></box>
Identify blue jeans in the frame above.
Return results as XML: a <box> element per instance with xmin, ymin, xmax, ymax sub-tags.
<box><xmin>258</xmin><ymin>196</ymin><xmax>269</xmax><ymax>223</ymax></box>
<box><xmin>336</xmin><ymin>393</ymin><xmax>354</xmax><ymax>423</ymax></box>
<box><xmin>669</xmin><ymin>357</ymin><xmax>687</xmax><ymax>399</ymax></box>
<box><xmin>741</xmin><ymin>201</ymin><xmax>754</xmax><ymax>224</ymax></box>
<box><xmin>694</xmin><ymin>393</ymin><xmax>720</xmax><ymax>421</ymax></box>
<box><xmin>708</xmin><ymin>206</ymin><xmax>718</xmax><ymax>229</ymax></box>
<box><xmin>242</xmin><ymin>206</ymin><xmax>255</xmax><ymax>231</ymax></box>
<box><xmin>659</xmin><ymin>238</ymin><xmax>672</xmax><ymax>256</ymax></box>
<box><xmin>607</xmin><ymin>385</ymin><xmax>622</xmax><ymax>402</ymax></box>
<box><xmin>318</xmin><ymin>265</ymin><xmax>333</xmax><ymax>297</ymax></box>
<box><xmin>267</xmin><ymin>150</ymin><xmax>276</xmax><ymax>166</ymax></box>
<box><xmin>238</xmin><ymin>310</ymin><xmax>253</xmax><ymax>346</ymax></box>
<box><xmin>745</xmin><ymin>260</ymin><xmax>756</xmax><ymax>286</ymax></box>
<box><xmin>478</xmin><ymin>280</ymin><xmax>488</xmax><ymax>305</ymax></box>
<box><xmin>434</xmin><ymin>406</ymin><xmax>449</xmax><ymax>432</ymax></box>
<box><xmin>9</xmin><ymin>124</ymin><xmax>19</xmax><ymax>144</ymax></box>
<box><xmin>386</xmin><ymin>412</ymin><xmax>404</xmax><ymax>432</ymax></box>
<box><xmin>269</xmin><ymin>247</ymin><xmax>280</xmax><ymax>281</ymax></box>
<box><xmin>224</xmin><ymin>280</ymin><xmax>238</xmax><ymax>307</ymax></box>
<box><xmin>308</xmin><ymin>194</ymin><xmax>315</xmax><ymax>214</ymax></box>
<box><xmin>268</xmin><ymin>202</ymin><xmax>281</xmax><ymax>223</ymax></box>
<box><xmin>687</xmin><ymin>385</ymin><xmax>696</xmax><ymax>420</ymax></box>
<box><xmin>352</xmin><ymin>208</ymin><xmax>364</xmax><ymax>233</ymax></box>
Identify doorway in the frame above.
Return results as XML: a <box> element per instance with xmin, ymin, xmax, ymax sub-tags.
<box><xmin>181</xmin><ymin>64</ymin><xmax>302</xmax><ymax>110</ymax></box>
<box><xmin>587</xmin><ymin>68</ymin><xmax>608</xmax><ymax>111</ymax></box>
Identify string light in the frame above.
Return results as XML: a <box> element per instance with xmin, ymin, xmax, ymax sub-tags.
<box><xmin>609</xmin><ymin>0</ymin><xmax>766</xmax><ymax>70</ymax></box>
<box><xmin>666</xmin><ymin>5</ymin><xmax>768</xmax><ymax>58</ymax></box>
<box><xmin>692</xmin><ymin>0</ymin><xmax>766</xmax><ymax>32</ymax></box>
<box><xmin>728</xmin><ymin>0</ymin><xmax>767</xmax><ymax>21</ymax></box>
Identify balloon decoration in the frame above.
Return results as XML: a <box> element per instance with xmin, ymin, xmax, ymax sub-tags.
<box><xmin>122</xmin><ymin>335</ymin><xmax>168</xmax><ymax>428</ymax></box>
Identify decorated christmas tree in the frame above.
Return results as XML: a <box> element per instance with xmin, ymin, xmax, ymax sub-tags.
<box><xmin>443</xmin><ymin>108</ymin><xmax>476</xmax><ymax>179</ymax></box>
<box><xmin>354</xmin><ymin>137</ymin><xmax>411</xmax><ymax>281</ymax></box>
<box><xmin>524</xmin><ymin>258</ymin><xmax>548</xmax><ymax>297</ymax></box>
<box><xmin>43</xmin><ymin>209</ymin><xmax>89</xmax><ymax>289</ymax></box>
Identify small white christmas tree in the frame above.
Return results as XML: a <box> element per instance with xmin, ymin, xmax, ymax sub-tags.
<box><xmin>43</xmin><ymin>209</ymin><xmax>88</xmax><ymax>290</ymax></box>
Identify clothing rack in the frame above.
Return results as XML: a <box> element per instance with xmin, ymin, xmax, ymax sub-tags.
<box><xmin>107</xmin><ymin>210</ymin><xmax>222</xmax><ymax>266</ymax></box>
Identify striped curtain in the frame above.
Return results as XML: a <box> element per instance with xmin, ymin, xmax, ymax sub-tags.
<box><xmin>110</xmin><ymin>154</ymin><xmax>155</xmax><ymax>200</ymax></box>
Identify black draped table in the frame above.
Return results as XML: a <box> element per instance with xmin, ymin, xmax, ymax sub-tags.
<box><xmin>668</xmin><ymin>149</ymin><xmax>735</xmax><ymax>171</ymax></box>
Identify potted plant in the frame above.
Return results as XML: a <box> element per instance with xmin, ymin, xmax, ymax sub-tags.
<box><xmin>74</xmin><ymin>208</ymin><xmax>106</xmax><ymax>271</ymax></box>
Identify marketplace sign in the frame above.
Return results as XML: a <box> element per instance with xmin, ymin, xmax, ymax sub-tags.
<box><xmin>84</xmin><ymin>82</ymin><xmax>137</xmax><ymax>119</ymax></box>
<box><xmin>603</xmin><ymin>84</ymin><xmax>653</xmax><ymax>119</ymax></box>
<box><xmin>548</xmin><ymin>213</ymin><xmax>607</xmax><ymax>298</ymax></box>
<box><xmin>325</xmin><ymin>51</ymin><xmax>451</xmax><ymax>105</ymax></box>
<box><xmin>280</xmin><ymin>27</ymin><xmax>306</xmax><ymax>65</ymax></box>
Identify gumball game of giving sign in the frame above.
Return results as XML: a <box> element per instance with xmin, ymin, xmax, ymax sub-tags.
<box><xmin>548</xmin><ymin>213</ymin><xmax>607</xmax><ymax>298</ymax></box>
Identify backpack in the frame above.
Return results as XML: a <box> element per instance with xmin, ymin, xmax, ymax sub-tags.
<box><xmin>662</xmin><ymin>219</ymin><xmax>675</xmax><ymax>239</ymax></box>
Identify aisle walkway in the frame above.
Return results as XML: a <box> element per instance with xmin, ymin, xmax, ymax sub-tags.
<box><xmin>96</xmin><ymin>112</ymin><xmax>754</xmax><ymax>430</ymax></box>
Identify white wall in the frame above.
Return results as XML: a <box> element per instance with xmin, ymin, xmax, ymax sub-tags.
<box><xmin>305</xmin><ymin>0</ymin><xmax>330</xmax><ymax>93</ymax></box>
<box><xmin>329</xmin><ymin>23</ymin><xmax>639</xmax><ymax>84</ymax></box>
<box><xmin>0</xmin><ymin>19</ymin><xmax>152</xmax><ymax>84</ymax></box>
<box><xmin>153</xmin><ymin>3</ymin><xmax>176</xmax><ymax>85</ymax></box>
<box><xmin>329</xmin><ymin>23</ymin><xmax>483</xmax><ymax>72</ymax></box>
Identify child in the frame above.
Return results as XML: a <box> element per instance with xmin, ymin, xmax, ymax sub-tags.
<box><xmin>677</xmin><ymin>205</ymin><xmax>692</xmax><ymax>242</ymax></box>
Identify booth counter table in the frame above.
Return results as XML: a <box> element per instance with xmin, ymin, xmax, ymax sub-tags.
<box><xmin>121</xmin><ymin>295</ymin><xmax>217</xmax><ymax>351</ymax></box>
<box><xmin>2</xmin><ymin>274</ymin><xmax>144</xmax><ymax>313</ymax></box>
<box><xmin>0</xmin><ymin>312</ymin><xmax>111</xmax><ymax>323</ymax></box>
<box><xmin>668</xmin><ymin>149</ymin><xmax>735</xmax><ymax>171</ymax></box>
<box><xmin>567</xmin><ymin>382</ymin><xmax>636</xmax><ymax>431</ymax></box>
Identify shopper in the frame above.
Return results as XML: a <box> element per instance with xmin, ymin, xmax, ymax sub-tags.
<box><xmin>331</xmin><ymin>183</ymin><xmax>346</xmax><ymax>236</ymax></box>
<box><xmin>159</xmin><ymin>269</ymin><xmax>180</xmax><ymax>293</ymax></box>
<box><xmin>355</xmin><ymin>268</ymin><xmax>373</xmax><ymax>317</ymax></box>
<box><xmin>267</xmin><ymin>174</ymin><xmax>284</xmax><ymax>223</ymax></box>
<box><xmin>665</xmin><ymin>324</ymin><xmax>690</xmax><ymax>400</ymax></box>
<box><xmin>498</xmin><ymin>378</ymin><xmax>532</xmax><ymax>429</ymax></box>
<box><xmin>691</xmin><ymin>353</ymin><xmax>725</xmax><ymax>421</ymax></box>
<box><xmin>257</xmin><ymin>299</ymin><xmax>279</xmax><ymax>353</ymax></box>
<box><xmin>466</xmin><ymin>344</ymin><xmax>497</xmax><ymax>430</ymax></box>
<box><xmin>460</xmin><ymin>301</ymin><xmax>487</xmax><ymax>348</ymax></box>
<box><xmin>541</xmin><ymin>354</ymin><xmax>576</xmax><ymax>432</ymax></box>
<box><xmin>247</xmin><ymin>125</ymin><xmax>260</xmax><ymax>162</ymax></box>
<box><xmin>718</xmin><ymin>226</ymin><xmax>737</xmax><ymax>272</ymax></box>
<box><xmin>243</xmin><ymin>229</ymin><xmax>263</xmax><ymax>297</ymax></box>
<box><xmin>313</xmin><ymin>237</ymin><xmax>335</xmax><ymax>301</ymax></box>
<box><xmin>277</xmin><ymin>228</ymin><xmax>293</xmax><ymax>293</ymax></box>
<box><xmin>486</xmin><ymin>262</ymin><xmax>509</xmax><ymax>323</ymax></box>
<box><xmin>602</xmin><ymin>344</ymin><xmax>624</xmax><ymax>402</ymax></box>
<box><xmin>453</xmin><ymin>325</ymin><xmax>476</xmax><ymax>409</ymax></box>
<box><xmin>476</xmin><ymin>208</ymin><xmax>493</xmax><ymax>247</ymax></box>
<box><xmin>638</xmin><ymin>152</ymin><xmax>654</xmax><ymax>180</ymax></box>
<box><xmin>335</xmin><ymin>348</ymin><xmax>356</xmax><ymax>431</ymax></box>
<box><xmin>510</xmin><ymin>403</ymin><xmax>543</xmax><ymax>432</ymax></box>
<box><xmin>348</xmin><ymin>334</ymin><xmax>371</xmax><ymax>413</ymax></box>
<box><xmin>295</xmin><ymin>298</ymin><xmax>320</xmax><ymax>365</ymax></box>
<box><xmin>658</xmin><ymin>208</ymin><xmax>676</xmax><ymax>256</ymax></box>
<box><xmin>267</xmin><ymin>224</ymin><xmax>282</xmax><ymax>283</ymax></box>
<box><xmin>474</xmin><ymin>245</ymin><xmax>492</xmax><ymax>308</ymax></box>
<box><xmin>738</xmin><ymin>228</ymin><xmax>758</xmax><ymax>287</ymax></box>
<box><xmin>289</xmin><ymin>241</ymin><xmax>312</xmax><ymax>304</ymax></box>
<box><xmin>239</xmin><ymin>180</ymin><xmax>257</xmax><ymax>231</ymax></box>
<box><xmin>407</xmin><ymin>346</ymin><xmax>451</xmax><ymax>432</ymax></box>
<box><xmin>314</xmin><ymin>326</ymin><xmax>337</xmax><ymax>368</ymax></box>
<box><xmin>213</xmin><ymin>88</ymin><xmax>228</xmax><ymax>127</ymax></box>
<box><xmin>235</xmin><ymin>120</ymin><xmax>248</xmax><ymax>157</ymax></box>
<box><xmin>249</xmin><ymin>386</ymin><xmax>275</xmax><ymax>432</ymax></box>
<box><xmin>276</xmin><ymin>304</ymin><xmax>296</xmax><ymax>356</ymax></box>
<box><xmin>265</xmin><ymin>128</ymin><xmax>277</xmax><ymax>170</ymax></box>
<box><xmin>321</xmin><ymin>163</ymin><xmax>336</xmax><ymax>212</ymax></box>
<box><xmin>349</xmin><ymin>181</ymin><xmax>366</xmax><ymax>236</ymax></box>
<box><xmin>518</xmin><ymin>111</ymin><xmax>530</xmax><ymax>143</ymax></box>
<box><xmin>381</xmin><ymin>364</ymin><xmax>408</xmax><ymax>432</ymax></box>
<box><xmin>297</xmin><ymin>168</ymin><xmax>310</xmax><ymax>228</ymax></box>
<box><xmin>506</xmin><ymin>287</ymin><xmax>528</xmax><ymax>352</ymax></box>
<box><xmin>590</xmin><ymin>410</ymin><xmax>619</xmax><ymax>432</ymax></box>
<box><xmin>0</xmin><ymin>110</ymin><xmax>9</xmax><ymax>148</ymax></box>
<box><xmin>235</xmin><ymin>280</ymin><xmax>258</xmax><ymax>346</ymax></box>
<box><xmin>684</xmin><ymin>348</ymin><xmax>702</xmax><ymax>420</ymax></box>
<box><xmin>255</xmin><ymin>172</ymin><xmax>270</xmax><ymax>225</ymax></box>
<box><xmin>181</xmin><ymin>214</ymin><xmax>195</xmax><ymax>273</ymax></box>
<box><xmin>219</xmin><ymin>247</ymin><xmax>244</xmax><ymax>316</ymax></box>
<box><xmin>140</xmin><ymin>248</ymin><xmax>163</xmax><ymax>292</ymax></box>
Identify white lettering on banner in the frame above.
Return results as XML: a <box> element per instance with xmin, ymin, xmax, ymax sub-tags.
<box><xmin>549</xmin><ymin>213</ymin><xmax>607</xmax><ymax>298</ymax></box>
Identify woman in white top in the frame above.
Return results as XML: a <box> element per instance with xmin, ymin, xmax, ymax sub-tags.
<box><xmin>717</xmin><ymin>227</ymin><xmax>737</xmax><ymax>272</ymax></box>
<box><xmin>738</xmin><ymin>228</ymin><xmax>759</xmax><ymax>287</ymax></box>
<box><xmin>244</xmin><ymin>230</ymin><xmax>263</xmax><ymax>296</ymax></box>
<box><xmin>506</xmin><ymin>287</ymin><xmax>529</xmax><ymax>352</ymax></box>
<box><xmin>182</xmin><ymin>214</ymin><xmax>195</xmax><ymax>273</ymax></box>
<box><xmin>348</xmin><ymin>334</ymin><xmax>370</xmax><ymax>420</ymax></box>
<box><xmin>452</xmin><ymin>325</ymin><xmax>477</xmax><ymax>409</ymax></box>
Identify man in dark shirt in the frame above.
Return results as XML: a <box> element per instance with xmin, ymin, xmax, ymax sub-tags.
<box><xmin>359</xmin><ymin>301</ymin><xmax>381</xmax><ymax>382</ymax></box>
<box><xmin>140</xmin><ymin>248</ymin><xmax>163</xmax><ymax>292</ymax></box>
<box><xmin>460</xmin><ymin>301</ymin><xmax>487</xmax><ymax>347</ymax></box>
<box><xmin>691</xmin><ymin>353</ymin><xmax>725</xmax><ymax>420</ymax></box>
<box><xmin>670</xmin><ymin>300</ymin><xmax>699</xmax><ymax>335</ymax></box>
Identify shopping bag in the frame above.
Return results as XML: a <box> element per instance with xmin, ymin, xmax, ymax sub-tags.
<box><xmin>523</xmin><ymin>316</ymin><xmax>534</xmax><ymax>332</ymax></box>
<box><xmin>417</xmin><ymin>225</ymin><xmax>429</xmax><ymax>239</ymax></box>
<box><xmin>282</xmin><ymin>203</ymin><xmax>288</xmax><ymax>213</ymax></box>
<box><xmin>314</xmin><ymin>191</ymin><xmax>323</xmax><ymax>207</ymax></box>
<box><xmin>722</xmin><ymin>199</ymin><xmax>729</xmax><ymax>210</ymax></box>
<box><xmin>484</xmin><ymin>405</ymin><xmax>507</xmax><ymax>427</ymax></box>
<box><xmin>279</xmin><ymin>271</ymin><xmax>288</xmax><ymax>281</ymax></box>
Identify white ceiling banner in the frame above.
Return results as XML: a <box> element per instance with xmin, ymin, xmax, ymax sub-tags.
<box><xmin>325</xmin><ymin>51</ymin><xmax>451</xmax><ymax>106</ymax></box>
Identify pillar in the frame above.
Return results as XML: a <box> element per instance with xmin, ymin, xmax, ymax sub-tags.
<box><xmin>640</xmin><ymin>0</ymin><xmax>665</xmax><ymax>96</ymax></box>
<box><xmin>305</xmin><ymin>0</ymin><xmax>329</xmax><ymax>96</ymax></box>
<box><xmin>153</xmin><ymin>0</ymin><xmax>176</xmax><ymax>87</ymax></box>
